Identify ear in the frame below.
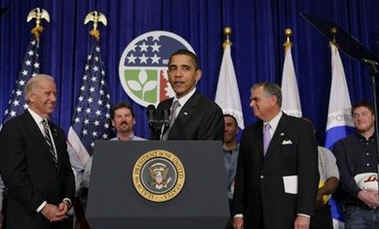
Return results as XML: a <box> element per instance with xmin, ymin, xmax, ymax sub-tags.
<box><xmin>195</xmin><ymin>69</ymin><xmax>202</xmax><ymax>82</ymax></box>
<box><xmin>111</xmin><ymin>120</ymin><xmax>116</xmax><ymax>128</ymax></box>
<box><xmin>270</xmin><ymin>95</ymin><xmax>278</xmax><ymax>106</ymax></box>
<box><xmin>28</xmin><ymin>93</ymin><xmax>36</xmax><ymax>104</ymax></box>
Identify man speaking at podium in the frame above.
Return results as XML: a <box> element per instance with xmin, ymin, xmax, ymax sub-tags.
<box><xmin>152</xmin><ymin>49</ymin><xmax>224</xmax><ymax>141</ymax></box>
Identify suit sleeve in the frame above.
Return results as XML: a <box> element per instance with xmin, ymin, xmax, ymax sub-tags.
<box><xmin>57</xmin><ymin>129</ymin><xmax>75</xmax><ymax>201</ymax></box>
<box><xmin>197</xmin><ymin>105</ymin><xmax>224</xmax><ymax>141</ymax></box>
<box><xmin>0</xmin><ymin>121</ymin><xmax>45</xmax><ymax>212</ymax></box>
<box><xmin>232</xmin><ymin>129</ymin><xmax>248</xmax><ymax>215</ymax></box>
<box><xmin>296</xmin><ymin>120</ymin><xmax>319</xmax><ymax>216</ymax></box>
<box><xmin>0</xmin><ymin>176</ymin><xmax>4</xmax><ymax>213</ymax></box>
<box><xmin>333</xmin><ymin>140</ymin><xmax>361</xmax><ymax>197</ymax></box>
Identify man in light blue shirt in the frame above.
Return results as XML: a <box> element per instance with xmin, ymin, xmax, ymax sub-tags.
<box><xmin>223</xmin><ymin>114</ymin><xmax>240</xmax><ymax>204</ymax></box>
<box><xmin>82</xmin><ymin>102</ymin><xmax>145</xmax><ymax>188</ymax></box>
<box><xmin>223</xmin><ymin>114</ymin><xmax>240</xmax><ymax>229</ymax></box>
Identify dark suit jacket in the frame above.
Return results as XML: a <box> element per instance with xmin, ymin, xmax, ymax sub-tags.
<box><xmin>152</xmin><ymin>91</ymin><xmax>224</xmax><ymax>141</ymax></box>
<box><xmin>0</xmin><ymin>111</ymin><xmax>75</xmax><ymax>229</ymax></box>
<box><xmin>232</xmin><ymin>113</ymin><xmax>319</xmax><ymax>229</ymax></box>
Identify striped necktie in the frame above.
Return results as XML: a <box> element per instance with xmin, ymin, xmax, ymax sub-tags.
<box><xmin>41</xmin><ymin>119</ymin><xmax>58</xmax><ymax>165</ymax></box>
<box><xmin>162</xmin><ymin>100</ymin><xmax>181</xmax><ymax>140</ymax></box>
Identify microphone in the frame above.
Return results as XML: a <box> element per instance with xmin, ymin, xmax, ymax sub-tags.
<box><xmin>146</xmin><ymin>104</ymin><xmax>156</xmax><ymax>127</ymax></box>
<box><xmin>159</xmin><ymin>109</ymin><xmax>170</xmax><ymax>141</ymax></box>
<box><xmin>163</xmin><ymin>109</ymin><xmax>170</xmax><ymax>127</ymax></box>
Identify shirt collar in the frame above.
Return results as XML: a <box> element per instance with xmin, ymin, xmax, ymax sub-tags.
<box><xmin>354</xmin><ymin>131</ymin><xmax>376</xmax><ymax>143</ymax></box>
<box><xmin>116</xmin><ymin>132</ymin><xmax>136</xmax><ymax>141</ymax></box>
<box><xmin>174</xmin><ymin>87</ymin><xmax>196</xmax><ymax>107</ymax></box>
<box><xmin>264</xmin><ymin>111</ymin><xmax>282</xmax><ymax>133</ymax></box>
<box><xmin>28</xmin><ymin>108</ymin><xmax>45</xmax><ymax>124</ymax></box>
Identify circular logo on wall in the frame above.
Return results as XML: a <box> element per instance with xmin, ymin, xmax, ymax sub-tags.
<box><xmin>119</xmin><ymin>31</ymin><xmax>195</xmax><ymax>107</ymax></box>
<box><xmin>132</xmin><ymin>149</ymin><xmax>185</xmax><ymax>202</ymax></box>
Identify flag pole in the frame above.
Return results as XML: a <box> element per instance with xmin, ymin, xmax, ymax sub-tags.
<box><xmin>215</xmin><ymin>27</ymin><xmax>245</xmax><ymax>129</ymax></box>
<box><xmin>281</xmin><ymin>28</ymin><xmax>302</xmax><ymax>117</ymax></box>
<box><xmin>26</xmin><ymin>8</ymin><xmax>50</xmax><ymax>42</ymax></box>
<box><xmin>223</xmin><ymin>27</ymin><xmax>232</xmax><ymax>49</ymax></box>
<box><xmin>84</xmin><ymin>11</ymin><xmax>108</xmax><ymax>41</ymax></box>
<box><xmin>283</xmin><ymin>28</ymin><xmax>292</xmax><ymax>51</ymax></box>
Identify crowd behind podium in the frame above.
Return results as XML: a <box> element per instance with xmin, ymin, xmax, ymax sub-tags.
<box><xmin>0</xmin><ymin>50</ymin><xmax>378</xmax><ymax>229</ymax></box>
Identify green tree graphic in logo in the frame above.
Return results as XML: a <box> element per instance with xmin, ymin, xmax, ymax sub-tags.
<box><xmin>119</xmin><ymin>31</ymin><xmax>195</xmax><ymax>107</ymax></box>
<box><xmin>124</xmin><ymin>69</ymin><xmax>157</xmax><ymax>103</ymax></box>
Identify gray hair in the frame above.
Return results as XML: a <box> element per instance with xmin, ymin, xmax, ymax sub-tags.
<box><xmin>24</xmin><ymin>74</ymin><xmax>55</xmax><ymax>103</ymax></box>
<box><xmin>251</xmin><ymin>82</ymin><xmax>282</xmax><ymax>107</ymax></box>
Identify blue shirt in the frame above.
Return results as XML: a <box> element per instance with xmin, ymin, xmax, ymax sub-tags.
<box><xmin>223</xmin><ymin>144</ymin><xmax>239</xmax><ymax>199</ymax></box>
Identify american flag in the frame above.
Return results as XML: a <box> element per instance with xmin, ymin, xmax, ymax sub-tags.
<box><xmin>2</xmin><ymin>38</ymin><xmax>40</xmax><ymax>124</ymax></box>
<box><xmin>67</xmin><ymin>39</ymin><xmax>112</xmax><ymax>165</ymax></box>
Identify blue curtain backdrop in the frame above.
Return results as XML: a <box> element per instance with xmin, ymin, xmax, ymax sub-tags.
<box><xmin>1</xmin><ymin>0</ymin><xmax>379</xmax><ymax>142</ymax></box>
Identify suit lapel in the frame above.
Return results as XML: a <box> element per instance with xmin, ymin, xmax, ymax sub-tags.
<box><xmin>264</xmin><ymin>114</ymin><xmax>288</xmax><ymax>159</ymax></box>
<box><xmin>24</xmin><ymin>111</ymin><xmax>60</xmax><ymax>168</ymax></box>
<box><xmin>177</xmin><ymin>92</ymin><xmax>200</xmax><ymax>121</ymax></box>
<box><xmin>256</xmin><ymin>121</ymin><xmax>265</xmax><ymax>161</ymax></box>
<box><xmin>168</xmin><ymin>92</ymin><xmax>200</xmax><ymax>138</ymax></box>
<box><xmin>24</xmin><ymin>111</ymin><xmax>48</xmax><ymax>145</ymax></box>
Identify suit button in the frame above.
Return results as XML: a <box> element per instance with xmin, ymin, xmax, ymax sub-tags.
<box><xmin>260</xmin><ymin>175</ymin><xmax>264</xmax><ymax>179</ymax></box>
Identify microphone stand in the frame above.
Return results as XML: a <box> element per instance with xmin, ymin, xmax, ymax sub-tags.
<box><xmin>159</xmin><ymin>114</ymin><xmax>170</xmax><ymax>141</ymax></box>
<box><xmin>159</xmin><ymin>122</ymin><xmax>166</xmax><ymax>141</ymax></box>
<box><xmin>148</xmin><ymin>110</ymin><xmax>170</xmax><ymax>141</ymax></box>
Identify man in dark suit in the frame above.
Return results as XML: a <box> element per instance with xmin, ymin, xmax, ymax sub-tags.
<box><xmin>232</xmin><ymin>82</ymin><xmax>319</xmax><ymax>229</ymax></box>
<box><xmin>152</xmin><ymin>49</ymin><xmax>224</xmax><ymax>141</ymax></box>
<box><xmin>0</xmin><ymin>74</ymin><xmax>75</xmax><ymax>229</ymax></box>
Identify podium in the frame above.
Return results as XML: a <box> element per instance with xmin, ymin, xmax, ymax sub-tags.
<box><xmin>86</xmin><ymin>140</ymin><xmax>229</xmax><ymax>229</ymax></box>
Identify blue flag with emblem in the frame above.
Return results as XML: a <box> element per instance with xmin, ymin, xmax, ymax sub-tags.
<box><xmin>325</xmin><ymin>42</ymin><xmax>355</xmax><ymax>229</ymax></box>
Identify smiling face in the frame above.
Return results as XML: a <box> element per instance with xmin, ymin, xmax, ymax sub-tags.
<box><xmin>353</xmin><ymin>106</ymin><xmax>375</xmax><ymax>135</ymax></box>
<box><xmin>167</xmin><ymin>54</ymin><xmax>201</xmax><ymax>98</ymax></box>
<box><xmin>112</xmin><ymin>107</ymin><xmax>135</xmax><ymax>134</ymax></box>
<box><xmin>249</xmin><ymin>86</ymin><xmax>278</xmax><ymax>121</ymax></box>
<box><xmin>28</xmin><ymin>77</ymin><xmax>57</xmax><ymax>118</ymax></box>
<box><xmin>224</xmin><ymin>115</ymin><xmax>238</xmax><ymax>143</ymax></box>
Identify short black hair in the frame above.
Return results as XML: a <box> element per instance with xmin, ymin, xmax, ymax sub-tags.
<box><xmin>168</xmin><ymin>49</ymin><xmax>200</xmax><ymax>70</ymax></box>
<box><xmin>111</xmin><ymin>102</ymin><xmax>134</xmax><ymax>119</ymax></box>
<box><xmin>223</xmin><ymin>114</ymin><xmax>238</xmax><ymax>127</ymax></box>
<box><xmin>352</xmin><ymin>101</ymin><xmax>374</xmax><ymax>115</ymax></box>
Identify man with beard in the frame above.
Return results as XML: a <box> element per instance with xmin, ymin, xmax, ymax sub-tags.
<box><xmin>152</xmin><ymin>49</ymin><xmax>224</xmax><ymax>141</ymax></box>
<box><xmin>82</xmin><ymin>102</ymin><xmax>145</xmax><ymax>188</ymax></box>
<box><xmin>333</xmin><ymin>102</ymin><xmax>379</xmax><ymax>228</ymax></box>
<box><xmin>109</xmin><ymin>102</ymin><xmax>145</xmax><ymax>141</ymax></box>
<box><xmin>223</xmin><ymin>114</ymin><xmax>240</xmax><ymax>229</ymax></box>
<box><xmin>223</xmin><ymin>114</ymin><xmax>240</xmax><ymax>210</ymax></box>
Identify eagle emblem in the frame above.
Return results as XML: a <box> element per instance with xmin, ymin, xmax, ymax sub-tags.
<box><xmin>133</xmin><ymin>150</ymin><xmax>185</xmax><ymax>202</ymax></box>
<box><xmin>149</xmin><ymin>163</ymin><xmax>172</xmax><ymax>190</ymax></box>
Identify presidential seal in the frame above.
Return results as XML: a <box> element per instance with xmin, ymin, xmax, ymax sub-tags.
<box><xmin>132</xmin><ymin>150</ymin><xmax>185</xmax><ymax>202</ymax></box>
<box><xmin>119</xmin><ymin>31</ymin><xmax>195</xmax><ymax>107</ymax></box>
